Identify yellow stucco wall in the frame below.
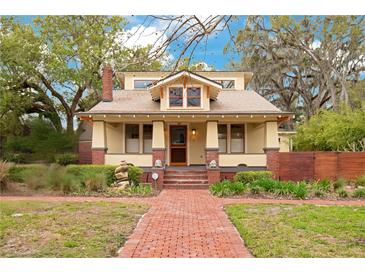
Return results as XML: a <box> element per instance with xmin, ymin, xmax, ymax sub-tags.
<box><xmin>265</xmin><ymin>121</ymin><xmax>279</xmax><ymax>148</ymax></box>
<box><xmin>189</xmin><ymin>123</ymin><xmax>206</xmax><ymax>164</ymax></box>
<box><xmin>152</xmin><ymin>121</ymin><xmax>165</xmax><ymax>149</ymax></box>
<box><xmin>246</xmin><ymin>123</ymin><xmax>265</xmax><ymax>153</ymax></box>
<box><xmin>219</xmin><ymin>154</ymin><xmax>266</xmax><ymax>167</ymax></box>
<box><xmin>105</xmin><ymin>123</ymin><xmax>123</xmax><ymax>153</ymax></box>
<box><xmin>206</xmin><ymin>121</ymin><xmax>219</xmax><ymax>148</ymax></box>
<box><xmin>278</xmin><ymin>132</ymin><xmax>295</xmax><ymax>152</ymax></box>
<box><xmin>105</xmin><ymin>154</ymin><xmax>152</xmax><ymax>166</ymax></box>
<box><xmin>92</xmin><ymin>121</ymin><xmax>105</xmax><ymax>148</ymax></box>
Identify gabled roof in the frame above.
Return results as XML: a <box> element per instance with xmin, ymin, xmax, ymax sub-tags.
<box><xmin>148</xmin><ymin>70</ymin><xmax>222</xmax><ymax>100</ymax></box>
<box><xmin>78</xmin><ymin>89</ymin><xmax>291</xmax><ymax>116</ymax></box>
<box><xmin>148</xmin><ymin>70</ymin><xmax>223</xmax><ymax>89</ymax></box>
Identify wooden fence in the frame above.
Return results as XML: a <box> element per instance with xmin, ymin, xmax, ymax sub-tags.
<box><xmin>276</xmin><ymin>152</ymin><xmax>365</xmax><ymax>181</ymax></box>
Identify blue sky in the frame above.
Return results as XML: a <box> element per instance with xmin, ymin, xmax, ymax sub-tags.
<box><xmin>14</xmin><ymin>15</ymin><xmax>249</xmax><ymax>70</ymax></box>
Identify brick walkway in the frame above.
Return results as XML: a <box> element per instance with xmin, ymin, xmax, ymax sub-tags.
<box><xmin>118</xmin><ymin>189</ymin><xmax>251</xmax><ymax>258</ymax></box>
<box><xmin>2</xmin><ymin>191</ymin><xmax>364</xmax><ymax>258</ymax></box>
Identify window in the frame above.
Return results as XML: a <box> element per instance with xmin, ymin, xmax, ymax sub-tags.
<box><xmin>187</xmin><ymin>87</ymin><xmax>201</xmax><ymax>107</ymax></box>
<box><xmin>143</xmin><ymin>124</ymin><xmax>153</xmax><ymax>153</ymax></box>
<box><xmin>125</xmin><ymin>124</ymin><xmax>139</xmax><ymax>153</ymax></box>
<box><xmin>218</xmin><ymin>125</ymin><xmax>227</xmax><ymax>153</ymax></box>
<box><xmin>134</xmin><ymin>80</ymin><xmax>155</xmax><ymax>89</ymax></box>
<box><xmin>231</xmin><ymin>124</ymin><xmax>244</xmax><ymax>153</ymax></box>
<box><xmin>169</xmin><ymin>87</ymin><xmax>183</xmax><ymax>107</ymax></box>
<box><xmin>216</xmin><ymin>80</ymin><xmax>235</xmax><ymax>89</ymax></box>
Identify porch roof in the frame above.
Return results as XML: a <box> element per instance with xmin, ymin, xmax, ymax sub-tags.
<box><xmin>77</xmin><ymin>89</ymin><xmax>293</xmax><ymax>117</ymax></box>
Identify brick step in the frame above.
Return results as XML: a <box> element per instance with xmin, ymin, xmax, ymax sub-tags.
<box><xmin>164</xmin><ymin>170</ymin><xmax>206</xmax><ymax>175</ymax></box>
<box><xmin>164</xmin><ymin>175</ymin><xmax>208</xmax><ymax>180</ymax></box>
<box><xmin>164</xmin><ymin>179</ymin><xmax>208</xmax><ymax>184</ymax></box>
<box><xmin>163</xmin><ymin>183</ymin><xmax>209</xmax><ymax>189</ymax></box>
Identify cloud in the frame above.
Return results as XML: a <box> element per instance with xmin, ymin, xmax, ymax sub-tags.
<box><xmin>311</xmin><ymin>40</ymin><xmax>321</xmax><ymax>49</ymax></box>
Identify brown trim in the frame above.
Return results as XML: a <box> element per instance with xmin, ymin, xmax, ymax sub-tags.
<box><xmin>92</xmin><ymin>147</ymin><xmax>107</xmax><ymax>151</ymax></box>
<box><xmin>169</xmin><ymin>125</ymin><xmax>187</xmax><ymax>166</ymax></box>
<box><xmin>205</xmin><ymin>147</ymin><xmax>219</xmax><ymax>151</ymax></box>
<box><xmin>152</xmin><ymin>148</ymin><xmax>166</xmax><ymax>151</ymax></box>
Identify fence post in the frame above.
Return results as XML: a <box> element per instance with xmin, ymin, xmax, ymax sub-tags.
<box><xmin>264</xmin><ymin>148</ymin><xmax>280</xmax><ymax>179</ymax></box>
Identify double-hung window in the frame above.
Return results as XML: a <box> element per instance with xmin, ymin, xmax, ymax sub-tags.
<box><xmin>169</xmin><ymin>87</ymin><xmax>183</xmax><ymax>107</ymax></box>
<box><xmin>231</xmin><ymin>124</ymin><xmax>245</xmax><ymax>153</ymax></box>
<box><xmin>187</xmin><ymin>87</ymin><xmax>201</xmax><ymax>107</ymax></box>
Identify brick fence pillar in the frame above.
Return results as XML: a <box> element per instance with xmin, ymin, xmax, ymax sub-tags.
<box><xmin>92</xmin><ymin>148</ymin><xmax>107</xmax><ymax>165</ymax></box>
<box><xmin>264</xmin><ymin>147</ymin><xmax>280</xmax><ymax>179</ymax></box>
<box><xmin>206</xmin><ymin>148</ymin><xmax>220</xmax><ymax>184</ymax></box>
<box><xmin>151</xmin><ymin>148</ymin><xmax>165</xmax><ymax>189</ymax></box>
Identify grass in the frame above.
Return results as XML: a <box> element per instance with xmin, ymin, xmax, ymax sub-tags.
<box><xmin>0</xmin><ymin>200</ymin><xmax>149</xmax><ymax>257</ymax></box>
<box><xmin>225</xmin><ymin>204</ymin><xmax>365</xmax><ymax>258</ymax></box>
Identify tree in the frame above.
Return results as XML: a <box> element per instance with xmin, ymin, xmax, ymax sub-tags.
<box><xmin>0</xmin><ymin>16</ymin><xmax>164</xmax><ymax>133</ymax></box>
<box><xmin>228</xmin><ymin>16</ymin><xmax>365</xmax><ymax>117</ymax></box>
<box><xmin>293</xmin><ymin>108</ymin><xmax>365</xmax><ymax>151</ymax></box>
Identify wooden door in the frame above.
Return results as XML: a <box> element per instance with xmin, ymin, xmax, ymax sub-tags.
<box><xmin>169</xmin><ymin>125</ymin><xmax>187</xmax><ymax>165</ymax></box>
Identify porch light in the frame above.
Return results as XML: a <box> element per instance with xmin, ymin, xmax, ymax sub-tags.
<box><xmin>192</xmin><ymin>128</ymin><xmax>196</xmax><ymax>136</ymax></box>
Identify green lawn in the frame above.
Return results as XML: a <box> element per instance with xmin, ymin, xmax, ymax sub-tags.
<box><xmin>225</xmin><ymin>204</ymin><xmax>365</xmax><ymax>258</ymax></box>
<box><xmin>0</xmin><ymin>200</ymin><xmax>149</xmax><ymax>257</ymax></box>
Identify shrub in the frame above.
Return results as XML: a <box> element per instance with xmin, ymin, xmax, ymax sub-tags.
<box><xmin>249</xmin><ymin>184</ymin><xmax>262</xmax><ymax>194</ymax></box>
<box><xmin>0</xmin><ymin>161</ymin><xmax>13</xmax><ymax>193</ymax></box>
<box><xmin>55</xmin><ymin>153</ymin><xmax>78</xmax><ymax>165</ymax></box>
<box><xmin>125</xmin><ymin>185</ymin><xmax>152</xmax><ymax>196</ymax></box>
<box><xmin>66</xmin><ymin>165</ymin><xmax>116</xmax><ymax>186</ymax></box>
<box><xmin>353</xmin><ymin>188</ymin><xmax>365</xmax><ymax>198</ymax></box>
<box><xmin>22</xmin><ymin>166</ymin><xmax>48</xmax><ymax>190</ymax></box>
<box><xmin>128</xmin><ymin>166</ymin><xmax>144</xmax><ymax>186</ymax></box>
<box><xmin>3</xmin><ymin>153</ymin><xmax>26</xmax><ymax>163</ymax></box>
<box><xmin>4</xmin><ymin>118</ymin><xmax>77</xmax><ymax>163</ymax></box>
<box><xmin>336</xmin><ymin>188</ymin><xmax>348</xmax><ymax>198</ymax></box>
<box><xmin>234</xmin><ymin>171</ymin><xmax>272</xmax><ymax>185</ymax></box>
<box><xmin>84</xmin><ymin>173</ymin><xmax>107</xmax><ymax>192</ymax></box>
<box><xmin>333</xmin><ymin>178</ymin><xmax>346</xmax><ymax>191</ymax></box>
<box><xmin>293</xmin><ymin>109</ymin><xmax>365</xmax><ymax>151</ymax></box>
<box><xmin>292</xmin><ymin>182</ymin><xmax>308</xmax><ymax>199</ymax></box>
<box><xmin>314</xmin><ymin>190</ymin><xmax>325</xmax><ymax>197</ymax></box>
<box><xmin>46</xmin><ymin>164</ymin><xmax>82</xmax><ymax>194</ymax></box>
<box><xmin>311</xmin><ymin>179</ymin><xmax>331</xmax><ymax>192</ymax></box>
<box><xmin>355</xmin><ymin>174</ymin><xmax>365</xmax><ymax>187</ymax></box>
<box><xmin>210</xmin><ymin>181</ymin><xmax>247</xmax><ymax>197</ymax></box>
<box><xmin>60</xmin><ymin>174</ymin><xmax>81</xmax><ymax>194</ymax></box>
<box><xmin>8</xmin><ymin>165</ymin><xmax>46</xmax><ymax>182</ymax></box>
<box><xmin>254</xmin><ymin>178</ymin><xmax>279</xmax><ymax>192</ymax></box>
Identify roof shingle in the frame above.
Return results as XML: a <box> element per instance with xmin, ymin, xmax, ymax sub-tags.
<box><xmin>81</xmin><ymin>89</ymin><xmax>285</xmax><ymax>115</ymax></box>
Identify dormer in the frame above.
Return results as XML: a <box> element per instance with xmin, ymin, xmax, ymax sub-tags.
<box><xmin>115</xmin><ymin>70</ymin><xmax>253</xmax><ymax>112</ymax></box>
<box><xmin>149</xmin><ymin>70</ymin><xmax>224</xmax><ymax>111</ymax></box>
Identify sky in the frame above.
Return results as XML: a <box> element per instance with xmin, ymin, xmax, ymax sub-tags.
<box><xmin>14</xmin><ymin>15</ymin><xmax>248</xmax><ymax>70</ymax></box>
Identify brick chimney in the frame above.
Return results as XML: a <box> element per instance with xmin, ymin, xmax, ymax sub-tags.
<box><xmin>102</xmin><ymin>64</ymin><xmax>113</xmax><ymax>102</ymax></box>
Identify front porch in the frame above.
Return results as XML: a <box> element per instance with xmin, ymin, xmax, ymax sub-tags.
<box><xmin>89</xmin><ymin>115</ymin><xmax>280</xmax><ymax>187</ymax></box>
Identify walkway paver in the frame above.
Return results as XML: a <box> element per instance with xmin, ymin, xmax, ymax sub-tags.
<box><xmin>118</xmin><ymin>189</ymin><xmax>251</xmax><ymax>258</ymax></box>
<box><xmin>2</xmin><ymin>191</ymin><xmax>364</xmax><ymax>258</ymax></box>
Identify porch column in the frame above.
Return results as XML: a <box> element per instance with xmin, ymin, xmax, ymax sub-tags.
<box><xmin>263</xmin><ymin>121</ymin><xmax>280</xmax><ymax>178</ymax></box>
<box><xmin>151</xmin><ymin>121</ymin><xmax>165</xmax><ymax>189</ymax></box>
<box><xmin>206</xmin><ymin>121</ymin><xmax>220</xmax><ymax>184</ymax></box>
<box><xmin>91</xmin><ymin>121</ymin><xmax>107</xmax><ymax>164</ymax></box>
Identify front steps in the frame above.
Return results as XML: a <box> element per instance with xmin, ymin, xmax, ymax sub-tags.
<box><xmin>163</xmin><ymin>169</ymin><xmax>209</xmax><ymax>189</ymax></box>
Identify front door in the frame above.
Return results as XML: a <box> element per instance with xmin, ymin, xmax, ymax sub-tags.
<box><xmin>169</xmin><ymin>125</ymin><xmax>187</xmax><ymax>165</ymax></box>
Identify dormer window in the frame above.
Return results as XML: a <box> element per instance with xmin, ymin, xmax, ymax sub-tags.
<box><xmin>187</xmin><ymin>87</ymin><xmax>201</xmax><ymax>107</ymax></box>
<box><xmin>134</xmin><ymin>79</ymin><xmax>156</xmax><ymax>89</ymax></box>
<box><xmin>169</xmin><ymin>87</ymin><xmax>183</xmax><ymax>107</ymax></box>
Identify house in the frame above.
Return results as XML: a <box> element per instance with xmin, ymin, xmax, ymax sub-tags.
<box><xmin>77</xmin><ymin>66</ymin><xmax>293</xmax><ymax>188</ymax></box>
